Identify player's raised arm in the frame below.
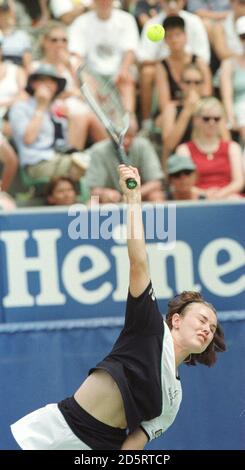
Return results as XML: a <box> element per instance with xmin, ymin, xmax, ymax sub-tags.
<box><xmin>118</xmin><ymin>165</ymin><xmax>150</xmax><ymax>297</ymax></box>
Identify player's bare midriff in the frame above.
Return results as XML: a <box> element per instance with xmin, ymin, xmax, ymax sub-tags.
<box><xmin>74</xmin><ymin>369</ymin><xmax>127</xmax><ymax>429</ymax></box>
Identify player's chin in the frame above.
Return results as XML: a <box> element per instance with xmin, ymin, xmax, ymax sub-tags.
<box><xmin>191</xmin><ymin>338</ymin><xmax>210</xmax><ymax>354</ymax></box>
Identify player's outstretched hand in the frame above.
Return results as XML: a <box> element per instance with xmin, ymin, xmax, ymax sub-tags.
<box><xmin>118</xmin><ymin>165</ymin><xmax>141</xmax><ymax>200</ymax></box>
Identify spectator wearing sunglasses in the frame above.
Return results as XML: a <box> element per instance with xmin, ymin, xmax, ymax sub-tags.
<box><xmin>176</xmin><ymin>97</ymin><xmax>244</xmax><ymax>200</ymax></box>
<box><xmin>160</xmin><ymin>63</ymin><xmax>224</xmax><ymax>170</ymax></box>
<box><xmin>220</xmin><ymin>16</ymin><xmax>245</xmax><ymax>148</ymax></box>
<box><xmin>161</xmin><ymin>66</ymin><xmax>230</xmax><ymax>165</ymax></box>
<box><xmin>30</xmin><ymin>21</ymin><xmax>107</xmax><ymax>146</ymax></box>
<box><xmin>166</xmin><ymin>153</ymin><xmax>202</xmax><ymax>200</ymax></box>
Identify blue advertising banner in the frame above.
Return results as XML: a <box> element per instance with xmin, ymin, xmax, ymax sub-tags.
<box><xmin>0</xmin><ymin>201</ymin><xmax>244</xmax><ymax>323</ymax></box>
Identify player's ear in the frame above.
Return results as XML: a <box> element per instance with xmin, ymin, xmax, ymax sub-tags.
<box><xmin>171</xmin><ymin>313</ymin><xmax>181</xmax><ymax>330</ymax></box>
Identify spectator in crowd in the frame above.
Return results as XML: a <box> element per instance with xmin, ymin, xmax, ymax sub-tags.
<box><xmin>186</xmin><ymin>0</ymin><xmax>230</xmax><ymax>20</ymax></box>
<box><xmin>176</xmin><ymin>97</ymin><xmax>244</xmax><ymax>199</ymax></box>
<box><xmin>133</xmin><ymin>0</ymin><xmax>161</xmax><ymax>32</ymax></box>
<box><xmin>186</xmin><ymin>1</ymin><xmax>230</xmax><ymax>40</ymax></box>
<box><xmin>166</xmin><ymin>153</ymin><xmax>202</xmax><ymax>200</ymax></box>
<box><xmin>50</xmin><ymin>0</ymin><xmax>93</xmax><ymax>27</ymax></box>
<box><xmin>138</xmin><ymin>0</ymin><xmax>210</xmax><ymax>128</ymax></box>
<box><xmin>156</xmin><ymin>16</ymin><xmax>212</xmax><ymax>111</ymax></box>
<box><xmin>85</xmin><ymin>123</ymin><xmax>165</xmax><ymax>203</ymax></box>
<box><xmin>160</xmin><ymin>64</ymin><xmax>230</xmax><ymax>167</ymax></box>
<box><xmin>45</xmin><ymin>175</ymin><xmax>78</xmax><ymax>205</ymax></box>
<box><xmin>13</xmin><ymin>0</ymin><xmax>50</xmax><ymax>27</ymax></box>
<box><xmin>0</xmin><ymin>0</ymin><xmax>32</xmax><ymax>71</ymax></box>
<box><xmin>0</xmin><ymin>133</ymin><xmax>18</xmax><ymax>191</ymax></box>
<box><xmin>0</xmin><ymin>35</ymin><xmax>26</xmax><ymax>122</ymax></box>
<box><xmin>9</xmin><ymin>64</ymin><xmax>93</xmax><ymax>182</ymax></box>
<box><xmin>68</xmin><ymin>0</ymin><xmax>139</xmax><ymax>119</ymax></box>
<box><xmin>31</xmin><ymin>21</ymin><xmax>107</xmax><ymax>142</ymax></box>
<box><xmin>220</xmin><ymin>15</ymin><xmax>245</xmax><ymax>147</ymax></box>
<box><xmin>160</xmin><ymin>63</ymin><xmax>216</xmax><ymax>166</ymax></box>
<box><xmin>212</xmin><ymin>0</ymin><xmax>245</xmax><ymax>62</ymax></box>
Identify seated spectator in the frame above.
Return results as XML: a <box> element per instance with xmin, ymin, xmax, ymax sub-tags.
<box><xmin>186</xmin><ymin>1</ymin><xmax>230</xmax><ymax>42</ymax></box>
<box><xmin>45</xmin><ymin>175</ymin><xmax>77</xmax><ymax>205</ymax></box>
<box><xmin>68</xmin><ymin>0</ymin><xmax>139</xmax><ymax>119</ymax></box>
<box><xmin>0</xmin><ymin>36</ymin><xmax>26</xmax><ymax>122</ymax></box>
<box><xmin>85</xmin><ymin>124</ymin><xmax>165</xmax><ymax>203</ymax></box>
<box><xmin>0</xmin><ymin>133</ymin><xmax>18</xmax><ymax>191</ymax></box>
<box><xmin>176</xmin><ymin>97</ymin><xmax>244</xmax><ymax>199</ymax></box>
<box><xmin>16</xmin><ymin>0</ymin><xmax>50</xmax><ymax>27</ymax></box>
<box><xmin>160</xmin><ymin>63</ymin><xmax>215</xmax><ymax>167</ymax></box>
<box><xmin>186</xmin><ymin>0</ymin><xmax>230</xmax><ymax>20</ymax></box>
<box><xmin>220</xmin><ymin>15</ymin><xmax>245</xmax><ymax>147</ymax></box>
<box><xmin>0</xmin><ymin>0</ymin><xmax>32</xmax><ymax>71</ymax></box>
<box><xmin>161</xmin><ymin>64</ymin><xmax>230</xmax><ymax>168</ymax></box>
<box><xmin>133</xmin><ymin>0</ymin><xmax>161</xmax><ymax>32</ymax></box>
<box><xmin>31</xmin><ymin>21</ymin><xmax>107</xmax><ymax>142</ymax></box>
<box><xmin>9</xmin><ymin>64</ymin><xmax>92</xmax><ymax>182</ymax></box>
<box><xmin>166</xmin><ymin>153</ymin><xmax>202</xmax><ymax>200</ymax></box>
<box><xmin>156</xmin><ymin>16</ymin><xmax>212</xmax><ymax>111</ymax></box>
<box><xmin>212</xmin><ymin>0</ymin><xmax>245</xmax><ymax>62</ymax></box>
<box><xmin>50</xmin><ymin>0</ymin><xmax>93</xmax><ymax>27</ymax></box>
<box><xmin>138</xmin><ymin>0</ymin><xmax>210</xmax><ymax>127</ymax></box>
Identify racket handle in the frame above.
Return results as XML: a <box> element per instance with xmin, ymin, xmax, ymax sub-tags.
<box><xmin>126</xmin><ymin>178</ymin><xmax>137</xmax><ymax>189</ymax></box>
<box><xmin>117</xmin><ymin>146</ymin><xmax>137</xmax><ymax>189</ymax></box>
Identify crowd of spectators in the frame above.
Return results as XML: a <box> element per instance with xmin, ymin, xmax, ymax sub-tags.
<box><xmin>0</xmin><ymin>0</ymin><xmax>245</xmax><ymax>209</ymax></box>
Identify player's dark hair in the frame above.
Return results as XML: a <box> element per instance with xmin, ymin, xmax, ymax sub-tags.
<box><xmin>165</xmin><ymin>291</ymin><xmax>226</xmax><ymax>367</ymax></box>
<box><xmin>163</xmin><ymin>15</ymin><xmax>185</xmax><ymax>32</ymax></box>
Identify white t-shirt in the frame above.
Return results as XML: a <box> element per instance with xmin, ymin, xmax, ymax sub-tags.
<box><xmin>50</xmin><ymin>0</ymin><xmax>92</xmax><ymax>18</ymax></box>
<box><xmin>138</xmin><ymin>10</ymin><xmax>210</xmax><ymax>63</ymax></box>
<box><xmin>68</xmin><ymin>10</ymin><xmax>139</xmax><ymax>76</ymax></box>
<box><xmin>223</xmin><ymin>12</ymin><xmax>244</xmax><ymax>55</ymax></box>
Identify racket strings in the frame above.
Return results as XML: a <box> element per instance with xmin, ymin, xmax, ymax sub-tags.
<box><xmin>81</xmin><ymin>68</ymin><xmax>128</xmax><ymax>135</ymax></box>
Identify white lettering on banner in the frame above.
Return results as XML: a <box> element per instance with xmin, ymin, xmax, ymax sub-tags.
<box><xmin>0</xmin><ymin>230</ymin><xmax>65</xmax><ymax>307</ymax></box>
<box><xmin>199</xmin><ymin>238</ymin><xmax>245</xmax><ymax>296</ymax></box>
<box><xmin>0</xmin><ymin>230</ymin><xmax>244</xmax><ymax>308</ymax></box>
<box><xmin>148</xmin><ymin>241</ymin><xmax>201</xmax><ymax>297</ymax></box>
<box><xmin>62</xmin><ymin>246</ymin><xmax>113</xmax><ymax>303</ymax></box>
<box><xmin>111</xmin><ymin>245</ymin><xmax>129</xmax><ymax>301</ymax></box>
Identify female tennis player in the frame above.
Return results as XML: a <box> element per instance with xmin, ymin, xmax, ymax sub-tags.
<box><xmin>11</xmin><ymin>165</ymin><xmax>226</xmax><ymax>450</ymax></box>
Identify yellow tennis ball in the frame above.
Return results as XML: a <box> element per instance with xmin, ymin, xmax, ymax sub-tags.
<box><xmin>146</xmin><ymin>24</ymin><xmax>165</xmax><ymax>42</ymax></box>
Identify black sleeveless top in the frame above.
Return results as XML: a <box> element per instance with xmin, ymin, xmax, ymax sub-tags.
<box><xmin>161</xmin><ymin>54</ymin><xmax>197</xmax><ymax>101</ymax></box>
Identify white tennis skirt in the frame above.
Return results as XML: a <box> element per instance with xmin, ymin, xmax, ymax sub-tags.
<box><xmin>10</xmin><ymin>403</ymin><xmax>92</xmax><ymax>450</ymax></box>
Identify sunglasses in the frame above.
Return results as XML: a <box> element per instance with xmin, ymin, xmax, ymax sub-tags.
<box><xmin>48</xmin><ymin>37</ymin><xmax>67</xmax><ymax>43</ymax></box>
<box><xmin>200</xmin><ymin>116</ymin><xmax>221</xmax><ymax>122</ymax></box>
<box><xmin>171</xmin><ymin>169</ymin><xmax>194</xmax><ymax>178</ymax></box>
<box><xmin>182</xmin><ymin>79</ymin><xmax>203</xmax><ymax>85</ymax></box>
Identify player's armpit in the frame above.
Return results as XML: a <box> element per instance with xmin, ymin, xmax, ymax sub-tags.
<box><xmin>120</xmin><ymin>427</ymin><xmax>149</xmax><ymax>450</ymax></box>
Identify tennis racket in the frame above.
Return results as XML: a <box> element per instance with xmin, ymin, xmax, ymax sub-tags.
<box><xmin>76</xmin><ymin>64</ymin><xmax>137</xmax><ymax>190</ymax></box>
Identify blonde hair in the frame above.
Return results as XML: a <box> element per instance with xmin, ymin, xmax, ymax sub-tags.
<box><xmin>192</xmin><ymin>96</ymin><xmax>224</xmax><ymax>139</ymax></box>
<box><xmin>38</xmin><ymin>21</ymin><xmax>67</xmax><ymax>57</ymax></box>
<box><xmin>193</xmin><ymin>96</ymin><xmax>224</xmax><ymax>117</ymax></box>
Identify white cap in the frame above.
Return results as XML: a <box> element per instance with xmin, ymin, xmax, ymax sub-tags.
<box><xmin>236</xmin><ymin>16</ymin><xmax>245</xmax><ymax>36</ymax></box>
